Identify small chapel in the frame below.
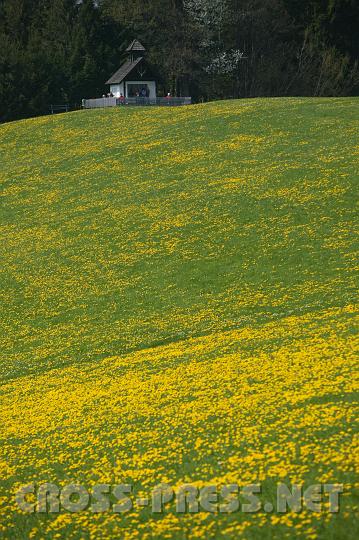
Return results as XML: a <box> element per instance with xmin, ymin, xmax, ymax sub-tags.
<box><xmin>106</xmin><ymin>39</ymin><xmax>157</xmax><ymax>99</ymax></box>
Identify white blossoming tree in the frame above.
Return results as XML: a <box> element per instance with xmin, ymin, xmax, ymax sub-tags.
<box><xmin>184</xmin><ymin>0</ymin><xmax>246</xmax><ymax>95</ymax></box>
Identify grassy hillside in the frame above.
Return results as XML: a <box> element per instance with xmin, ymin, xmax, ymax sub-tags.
<box><xmin>0</xmin><ymin>98</ymin><xmax>358</xmax><ymax>539</ymax></box>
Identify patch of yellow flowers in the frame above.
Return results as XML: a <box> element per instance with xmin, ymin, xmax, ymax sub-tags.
<box><xmin>0</xmin><ymin>305</ymin><xmax>358</xmax><ymax>538</ymax></box>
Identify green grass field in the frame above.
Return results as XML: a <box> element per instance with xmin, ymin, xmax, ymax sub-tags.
<box><xmin>0</xmin><ymin>97</ymin><xmax>358</xmax><ymax>539</ymax></box>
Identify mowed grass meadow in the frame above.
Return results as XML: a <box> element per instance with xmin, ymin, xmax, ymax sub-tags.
<box><xmin>0</xmin><ymin>97</ymin><xmax>358</xmax><ymax>539</ymax></box>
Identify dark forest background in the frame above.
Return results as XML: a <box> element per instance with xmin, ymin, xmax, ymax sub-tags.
<box><xmin>0</xmin><ymin>0</ymin><xmax>358</xmax><ymax>122</ymax></box>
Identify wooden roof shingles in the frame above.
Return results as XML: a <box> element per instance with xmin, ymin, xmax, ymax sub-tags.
<box><xmin>126</xmin><ymin>39</ymin><xmax>146</xmax><ymax>52</ymax></box>
<box><xmin>105</xmin><ymin>57</ymin><xmax>143</xmax><ymax>85</ymax></box>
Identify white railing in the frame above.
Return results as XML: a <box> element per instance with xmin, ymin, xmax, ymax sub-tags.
<box><xmin>82</xmin><ymin>97</ymin><xmax>117</xmax><ymax>108</ymax></box>
<box><xmin>82</xmin><ymin>97</ymin><xmax>192</xmax><ymax>108</ymax></box>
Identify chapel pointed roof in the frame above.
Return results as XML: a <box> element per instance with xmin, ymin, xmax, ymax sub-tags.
<box><xmin>126</xmin><ymin>39</ymin><xmax>146</xmax><ymax>52</ymax></box>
